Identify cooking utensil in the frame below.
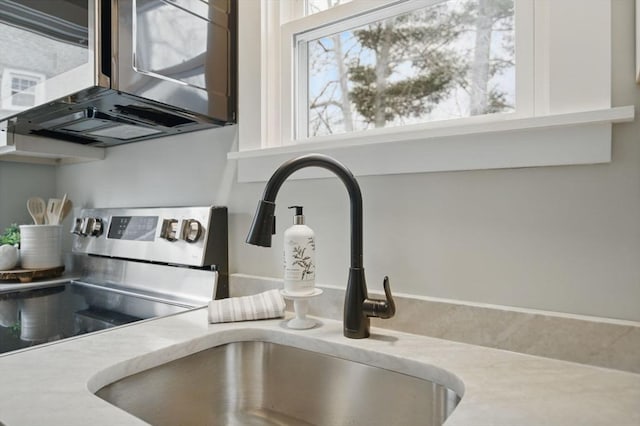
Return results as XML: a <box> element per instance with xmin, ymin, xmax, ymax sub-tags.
<box><xmin>58</xmin><ymin>198</ymin><xmax>73</xmax><ymax>223</ymax></box>
<box><xmin>45</xmin><ymin>198</ymin><xmax>62</xmax><ymax>225</ymax></box>
<box><xmin>26</xmin><ymin>197</ymin><xmax>46</xmax><ymax>225</ymax></box>
<box><xmin>54</xmin><ymin>194</ymin><xmax>68</xmax><ymax>224</ymax></box>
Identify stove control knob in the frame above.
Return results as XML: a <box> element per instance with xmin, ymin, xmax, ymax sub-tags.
<box><xmin>161</xmin><ymin>219</ymin><xmax>179</xmax><ymax>241</ymax></box>
<box><xmin>71</xmin><ymin>217</ymin><xmax>84</xmax><ymax>236</ymax></box>
<box><xmin>181</xmin><ymin>219</ymin><xmax>203</xmax><ymax>243</ymax></box>
<box><xmin>88</xmin><ymin>218</ymin><xmax>103</xmax><ymax>237</ymax></box>
<box><xmin>81</xmin><ymin>217</ymin><xmax>103</xmax><ymax>237</ymax></box>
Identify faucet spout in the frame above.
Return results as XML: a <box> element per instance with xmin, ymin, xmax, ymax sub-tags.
<box><xmin>246</xmin><ymin>154</ymin><xmax>395</xmax><ymax>339</ymax></box>
<box><xmin>246</xmin><ymin>154</ymin><xmax>363</xmax><ymax>268</ymax></box>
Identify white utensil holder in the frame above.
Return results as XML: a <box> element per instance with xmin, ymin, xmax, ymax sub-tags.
<box><xmin>19</xmin><ymin>225</ymin><xmax>63</xmax><ymax>269</ymax></box>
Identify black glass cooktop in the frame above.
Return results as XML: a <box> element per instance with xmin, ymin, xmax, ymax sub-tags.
<box><xmin>0</xmin><ymin>283</ymin><xmax>187</xmax><ymax>356</ymax></box>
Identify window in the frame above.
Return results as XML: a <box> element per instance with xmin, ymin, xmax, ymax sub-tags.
<box><xmin>10</xmin><ymin>74</ymin><xmax>39</xmax><ymax>106</ymax></box>
<box><xmin>231</xmin><ymin>0</ymin><xmax>633</xmax><ymax>182</ymax></box>
<box><xmin>1</xmin><ymin>69</ymin><xmax>45</xmax><ymax>111</ymax></box>
<box><xmin>297</xmin><ymin>0</ymin><xmax>516</xmax><ymax>139</ymax></box>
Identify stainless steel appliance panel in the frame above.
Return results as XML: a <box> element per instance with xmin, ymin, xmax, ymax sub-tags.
<box><xmin>72</xmin><ymin>206</ymin><xmax>228</xmax><ymax>268</ymax></box>
<box><xmin>0</xmin><ymin>0</ymin><xmax>97</xmax><ymax>119</ymax></box>
<box><xmin>0</xmin><ymin>0</ymin><xmax>236</xmax><ymax>146</ymax></box>
<box><xmin>1</xmin><ymin>205</ymin><xmax>227</xmax><ymax>357</ymax></box>
<box><xmin>115</xmin><ymin>0</ymin><xmax>234</xmax><ymax>119</ymax></box>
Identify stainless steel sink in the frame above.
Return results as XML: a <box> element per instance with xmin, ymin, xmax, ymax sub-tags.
<box><xmin>96</xmin><ymin>341</ymin><xmax>460</xmax><ymax>426</ymax></box>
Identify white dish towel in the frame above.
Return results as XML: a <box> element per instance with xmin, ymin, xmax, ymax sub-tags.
<box><xmin>208</xmin><ymin>289</ymin><xmax>286</xmax><ymax>323</ymax></box>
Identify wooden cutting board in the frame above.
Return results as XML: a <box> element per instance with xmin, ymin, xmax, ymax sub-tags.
<box><xmin>0</xmin><ymin>266</ymin><xmax>65</xmax><ymax>283</ymax></box>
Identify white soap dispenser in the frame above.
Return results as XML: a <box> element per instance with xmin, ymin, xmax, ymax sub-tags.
<box><xmin>283</xmin><ymin>206</ymin><xmax>316</xmax><ymax>295</ymax></box>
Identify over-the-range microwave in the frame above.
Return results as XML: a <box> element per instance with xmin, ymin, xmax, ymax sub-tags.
<box><xmin>0</xmin><ymin>0</ymin><xmax>236</xmax><ymax>147</ymax></box>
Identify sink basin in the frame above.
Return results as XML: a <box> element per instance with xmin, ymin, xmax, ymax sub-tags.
<box><xmin>96</xmin><ymin>341</ymin><xmax>460</xmax><ymax>426</ymax></box>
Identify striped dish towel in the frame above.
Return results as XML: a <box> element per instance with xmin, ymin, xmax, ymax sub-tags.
<box><xmin>208</xmin><ymin>289</ymin><xmax>286</xmax><ymax>323</ymax></box>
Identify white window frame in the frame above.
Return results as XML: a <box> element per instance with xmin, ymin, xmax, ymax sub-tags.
<box><xmin>1</xmin><ymin>68</ymin><xmax>46</xmax><ymax>111</ymax></box>
<box><xmin>231</xmin><ymin>0</ymin><xmax>635</xmax><ymax>183</ymax></box>
<box><xmin>289</xmin><ymin>0</ymin><xmax>533</xmax><ymax>143</ymax></box>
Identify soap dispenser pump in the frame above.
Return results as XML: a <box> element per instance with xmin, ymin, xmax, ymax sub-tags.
<box><xmin>283</xmin><ymin>206</ymin><xmax>316</xmax><ymax>295</ymax></box>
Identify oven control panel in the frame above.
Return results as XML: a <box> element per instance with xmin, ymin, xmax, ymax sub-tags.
<box><xmin>71</xmin><ymin>206</ymin><xmax>227</xmax><ymax>267</ymax></box>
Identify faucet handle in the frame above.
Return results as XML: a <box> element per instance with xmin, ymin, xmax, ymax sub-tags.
<box><xmin>363</xmin><ymin>276</ymin><xmax>396</xmax><ymax>319</ymax></box>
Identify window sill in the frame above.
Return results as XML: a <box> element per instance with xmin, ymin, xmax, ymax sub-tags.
<box><xmin>229</xmin><ymin>106</ymin><xmax>635</xmax><ymax>182</ymax></box>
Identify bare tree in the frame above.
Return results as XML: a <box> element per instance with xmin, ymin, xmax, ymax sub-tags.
<box><xmin>307</xmin><ymin>0</ymin><xmax>515</xmax><ymax>136</ymax></box>
<box><xmin>333</xmin><ymin>33</ymin><xmax>354</xmax><ymax>131</ymax></box>
<box><xmin>348</xmin><ymin>4</ymin><xmax>464</xmax><ymax>128</ymax></box>
<box><xmin>468</xmin><ymin>0</ymin><xmax>514</xmax><ymax>115</ymax></box>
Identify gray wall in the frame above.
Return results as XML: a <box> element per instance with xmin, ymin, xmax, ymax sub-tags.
<box><xmin>50</xmin><ymin>1</ymin><xmax>640</xmax><ymax>322</ymax></box>
<box><xmin>0</xmin><ymin>162</ymin><xmax>57</xmax><ymax>231</ymax></box>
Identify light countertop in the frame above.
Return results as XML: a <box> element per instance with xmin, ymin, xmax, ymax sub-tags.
<box><xmin>0</xmin><ymin>308</ymin><xmax>638</xmax><ymax>426</ymax></box>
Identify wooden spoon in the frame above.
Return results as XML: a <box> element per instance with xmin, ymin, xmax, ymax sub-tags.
<box><xmin>46</xmin><ymin>198</ymin><xmax>62</xmax><ymax>225</ymax></box>
<box><xmin>26</xmin><ymin>197</ymin><xmax>46</xmax><ymax>225</ymax></box>
<box><xmin>54</xmin><ymin>194</ymin><xmax>68</xmax><ymax>224</ymax></box>
<box><xmin>58</xmin><ymin>198</ymin><xmax>73</xmax><ymax>224</ymax></box>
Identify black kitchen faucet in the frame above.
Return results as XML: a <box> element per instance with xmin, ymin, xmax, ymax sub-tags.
<box><xmin>245</xmin><ymin>153</ymin><xmax>395</xmax><ymax>338</ymax></box>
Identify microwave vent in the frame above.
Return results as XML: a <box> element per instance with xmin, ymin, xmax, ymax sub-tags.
<box><xmin>31</xmin><ymin>129</ymin><xmax>99</xmax><ymax>145</ymax></box>
<box><xmin>115</xmin><ymin>105</ymin><xmax>196</xmax><ymax>128</ymax></box>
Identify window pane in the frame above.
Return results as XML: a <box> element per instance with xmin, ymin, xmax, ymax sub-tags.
<box><xmin>12</xmin><ymin>76</ymin><xmax>38</xmax><ymax>94</ymax></box>
<box><xmin>304</xmin><ymin>0</ymin><xmax>515</xmax><ymax>138</ymax></box>
<box><xmin>8</xmin><ymin>74</ymin><xmax>40</xmax><ymax>107</ymax></box>
<box><xmin>306</xmin><ymin>0</ymin><xmax>352</xmax><ymax>16</ymax></box>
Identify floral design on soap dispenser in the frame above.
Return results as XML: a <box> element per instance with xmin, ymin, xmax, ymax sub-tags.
<box><xmin>290</xmin><ymin>238</ymin><xmax>315</xmax><ymax>280</ymax></box>
<box><xmin>283</xmin><ymin>207</ymin><xmax>316</xmax><ymax>294</ymax></box>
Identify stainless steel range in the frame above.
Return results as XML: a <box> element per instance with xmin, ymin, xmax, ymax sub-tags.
<box><xmin>0</xmin><ymin>206</ymin><xmax>227</xmax><ymax>356</ymax></box>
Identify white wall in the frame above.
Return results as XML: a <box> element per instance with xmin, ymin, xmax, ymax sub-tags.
<box><xmin>54</xmin><ymin>1</ymin><xmax>640</xmax><ymax>321</ymax></box>
<box><xmin>0</xmin><ymin>162</ymin><xmax>57</xmax><ymax>231</ymax></box>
